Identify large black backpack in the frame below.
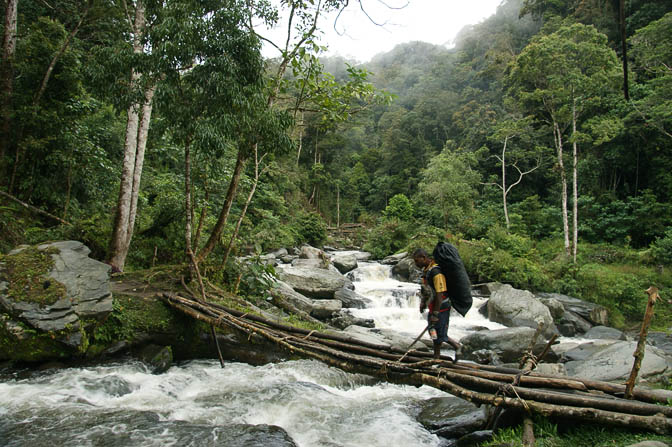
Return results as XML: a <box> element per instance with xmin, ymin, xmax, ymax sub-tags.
<box><xmin>432</xmin><ymin>242</ymin><xmax>472</xmax><ymax>317</ymax></box>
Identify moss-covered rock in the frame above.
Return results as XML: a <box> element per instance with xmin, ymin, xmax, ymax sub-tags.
<box><xmin>0</xmin><ymin>241</ymin><xmax>111</xmax><ymax>362</ymax></box>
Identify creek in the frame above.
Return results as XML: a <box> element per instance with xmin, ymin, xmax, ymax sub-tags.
<box><xmin>1</xmin><ymin>255</ymin><xmax>506</xmax><ymax>446</ymax></box>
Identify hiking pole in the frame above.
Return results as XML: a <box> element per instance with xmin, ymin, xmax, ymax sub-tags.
<box><xmin>397</xmin><ymin>325</ymin><xmax>429</xmax><ymax>363</ymax></box>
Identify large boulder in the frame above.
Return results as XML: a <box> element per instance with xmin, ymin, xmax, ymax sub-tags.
<box><xmin>564</xmin><ymin>341</ymin><xmax>671</xmax><ymax>382</ymax></box>
<box><xmin>309</xmin><ymin>299</ymin><xmax>342</xmax><ymax>319</ymax></box>
<box><xmin>461</xmin><ymin>327</ymin><xmax>551</xmax><ymax>364</ymax></box>
<box><xmin>276</xmin><ymin>266</ymin><xmax>353</xmax><ymax>299</ymax></box>
<box><xmin>417</xmin><ymin>396</ymin><xmax>486</xmax><ymax>438</ymax></box>
<box><xmin>0</xmin><ymin>241</ymin><xmax>112</xmax><ymax>361</ymax></box>
<box><xmin>270</xmin><ymin>280</ymin><xmax>315</xmax><ymax>314</ymax></box>
<box><xmin>487</xmin><ymin>285</ymin><xmax>557</xmax><ymax>338</ymax></box>
<box><xmin>536</xmin><ymin>292</ymin><xmax>608</xmax><ymax>326</ymax></box>
<box><xmin>583</xmin><ymin>325</ymin><xmax>627</xmax><ymax>341</ymax></box>
<box><xmin>333</xmin><ymin>287</ymin><xmax>372</xmax><ymax>309</ymax></box>
<box><xmin>331</xmin><ymin>254</ymin><xmax>358</xmax><ymax>274</ymax></box>
<box><xmin>391</xmin><ymin>256</ymin><xmax>423</xmax><ymax>283</ymax></box>
<box><xmin>270</xmin><ymin>280</ymin><xmax>341</xmax><ymax>320</ymax></box>
<box><xmin>381</xmin><ymin>252</ymin><xmax>408</xmax><ymax>265</ymax></box>
<box><xmin>298</xmin><ymin>245</ymin><xmax>324</xmax><ymax>259</ymax></box>
<box><xmin>327</xmin><ymin>309</ymin><xmax>375</xmax><ymax>330</ymax></box>
<box><xmin>556</xmin><ymin>310</ymin><xmax>593</xmax><ymax>337</ymax></box>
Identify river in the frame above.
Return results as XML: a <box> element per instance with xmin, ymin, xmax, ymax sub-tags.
<box><xmin>0</xmin><ymin>256</ymin><xmax>506</xmax><ymax>447</ymax></box>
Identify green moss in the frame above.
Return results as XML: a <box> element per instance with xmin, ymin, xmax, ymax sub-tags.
<box><xmin>0</xmin><ymin>246</ymin><xmax>67</xmax><ymax>306</ymax></box>
<box><xmin>0</xmin><ymin>313</ymin><xmax>74</xmax><ymax>362</ymax></box>
<box><xmin>88</xmin><ymin>295</ymin><xmax>193</xmax><ymax>350</ymax></box>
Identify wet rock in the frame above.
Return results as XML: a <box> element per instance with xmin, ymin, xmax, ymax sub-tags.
<box><xmin>335</xmin><ymin>326</ymin><xmax>428</xmax><ymax>351</ymax></box>
<box><xmin>583</xmin><ymin>325</ymin><xmax>627</xmax><ymax>341</ymax></box>
<box><xmin>417</xmin><ymin>396</ymin><xmax>482</xmax><ymax>431</ymax></box>
<box><xmin>391</xmin><ymin>256</ymin><xmax>423</xmax><ymax>283</ymax></box>
<box><xmin>461</xmin><ymin>327</ymin><xmax>555</xmax><ymax>364</ymax></box>
<box><xmin>327</xmin><ymin>309</ymin><xmax>374</xmax><ymax>329</ymax></box>
<box><xmin>351</xmin><ymin>251</ymin><xmax>372</xmax><ymax>261</ymax></box>
<box><xmin>487</xmin><ymin>285</ymin><xmax>558</xmax><ymax>338</ymax></box>
<box><xmin>556</xmin><ymin>310</ymin><xmax>592</xmax><ymax>337</ymax></box>
<box><xmin>564</xmin><ymin>341</ymin><xmax>670</xmax><ymax>382</ymax></box>
<box><xmin>309</xmin><ymin>299</ymin><xmax>342</xmax><ymax>319</ymax></box>
<box><xmin>381</xmin><ymin>252</ymin><xmax>407</xmax><ymax>265</ymax></box>
<box><xmin>299</xmin><ymin>245</ymin><xmax>324</xmax><ymax>259</ymax></box>
<box><xmin>276</xmin><ymin>266</ymin><xmax>353</xmax><ymax>299</ymax></box>
<box><xmin>137</xmin><ymin>344</ymin><xmax>173</xmax><ymax>374</ymax></box>
<box><xmin>538</xmin><ymin>296</ymin><xmax>564</xmax><ymax>320</ymax></box>
<box><xmin>334</xmin><ymin>287</ymin><xmax>372</xmax><ymax>309</ymax></box>
<box><xmin>648</xmin><ymin>332</ymin><xmax>672</xmax><ymax>357</ymax></box>
<box><xmin>560</xmin><ymin>339</ymin><xmax>618</xmax><ymax>361</ymax></box>
<box><xmin>270</xmin><ymin>281</ymin><xmax>315</xmax><ymax>314</ymax></box>
<box><xmin>332</xmin><ymin>254</ymin><xmax>358</xmax><ymax>274</ymax></box>
<box><xmin>471</xmin><ymin>349</ymin><xmax>503</xmax><ymax>365</ymax></box>
<box><xmin>536</xmin><ymin>292</ymin><xmax>608</xmax><ymax>326</ymax></box>
<box><xmin>456</xmin><ymin>430</ymin><xmax>493</xmax><ymax>447</ymax></box>
<box><xmin>432</xmin><ymin>410</ymin><xmax>488</xmax><ymax>439</ymax></box>
<box><xmin>272</xmin><ymin>248</ymin><xmax>289</xmax><ymax>258</ymax></box>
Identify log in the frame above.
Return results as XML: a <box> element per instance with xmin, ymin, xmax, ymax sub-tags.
<box><xmin>625</xmin><ymin>286</ymin><xmax>659</xmax><ymax>399</ymax></box>
<box><xmin>412</xmin><ymin>374</ymin><xmax>672</xmax><ymax>435</ymax></box>
<box><xmin>160</xmin><ymin>293</ymin><xmax>672</xmax><ymax>434</ymax></box>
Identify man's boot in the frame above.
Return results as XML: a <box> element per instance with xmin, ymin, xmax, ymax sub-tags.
<box><xmin>447</xmin><ymin>338</ymin><xmax>463</xmax><ymax>363</ymax></box>
<box><xmin>433</xmin><ymin>344</ymin><xmax>441</xmax><ymax>360</ymax></box>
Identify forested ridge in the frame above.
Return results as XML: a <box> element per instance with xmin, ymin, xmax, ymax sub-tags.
<box><xmin>1</xmin><ymin>0</ymin><xmax>671</xmax><ymax>328</ymax></box>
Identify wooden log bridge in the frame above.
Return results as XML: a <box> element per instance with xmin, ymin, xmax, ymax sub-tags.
<box><xmin>160</xmin><ymin>293</ymin><xmax>672</xmax><ymax>434</ymax></box>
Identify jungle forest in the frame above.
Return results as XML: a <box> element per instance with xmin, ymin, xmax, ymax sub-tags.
<box><xmin>2</xmin><ymin>0</ymin><xmax>672</xmax><ymax>330</ymax></box>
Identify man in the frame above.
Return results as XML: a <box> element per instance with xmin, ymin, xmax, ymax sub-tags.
<box><xmin>412</xmin><ymin>248</ymin><xmax>463</xmax><ymax>361</ymax></box>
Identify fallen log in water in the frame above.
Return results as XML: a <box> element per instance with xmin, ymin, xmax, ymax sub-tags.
<box><xmin>160</xmin><ymin>293</ymin><xmax>672</xmax><ymax>434</ymax></box>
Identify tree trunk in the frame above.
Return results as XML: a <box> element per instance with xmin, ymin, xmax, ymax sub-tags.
<box><xmin>619</xmin><ymin>0</ymin><xmax>629</xmax><ymax>100</ymax></box>
<box><xmin>184</xmin><ymin>133</ymin><xmax>193</xmax><ymax>257</ymax></box>
<box><xmin>222</xmin><ymin>144</ymin><xmax>265</xmax><ymax>267</ymax></box>
<box><xmin>572</xmin><ymin>98</ymin><xmax>578</xmax><ymax>263</ymax></box>
<box><xmin>196</xmin><ymin>148</ymin><xmax>247</xmax><ymax>263</ymax></box>
<box><xmin>502</xmin><ymin>135</ymin><xmax>509</xmax><ymax>229</ymax></box>
<box><xmin>127</xmin><ymin>84</ymin><xmax>155</xmax><ymax>242</ymax></box>
<box><xmin>554</xmin><ymin>121</ymin><xmax>570</xmax><ymax>257</ymax></box>
<box><xmin>33</xmin><ymin>5</ymin><xmax>88</xmax><ymax>107</ymax></box>
<box><xmin>1</xmin><ymin>0</ymin><xmax>18</xmax><ymax>174</ymax></box>
<box><xmin>108</xmin><ymin>1</ymin><xmax>147</xmax><ymax>271</ymax></box>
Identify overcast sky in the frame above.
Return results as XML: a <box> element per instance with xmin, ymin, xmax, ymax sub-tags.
<box><xmin>261</xmin><ymin>0</ymin><xmax>503</xmax><ymax>63</ymax></box>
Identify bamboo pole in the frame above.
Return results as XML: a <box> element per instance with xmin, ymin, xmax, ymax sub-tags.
<box><xmin>625</xmin><ymin>286</ymin><xmax>660</xmax><ymax>399</ymax></box>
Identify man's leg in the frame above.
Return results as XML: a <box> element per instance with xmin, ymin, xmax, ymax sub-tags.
<box><xmin>433</xmin><ymin>343</ymin><xmax>442</xmax><ymax>359</ymax></box>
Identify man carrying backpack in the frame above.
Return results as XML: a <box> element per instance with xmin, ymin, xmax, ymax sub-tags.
<box><xmin>412</xmin><ymin>247</ymin><xmax>466</xmax><ymax>361</ymax></box>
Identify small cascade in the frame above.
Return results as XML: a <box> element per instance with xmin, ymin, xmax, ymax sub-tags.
<box><xmin>347</xmin><ymin>258</ymin><xmax>506</xmax><ymax>343</ymax></box>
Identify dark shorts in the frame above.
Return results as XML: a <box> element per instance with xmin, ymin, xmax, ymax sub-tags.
<box><xmin>428</xmin><ymin>306</ymin><xmax>451</xmax><ymax>346</ymax></box>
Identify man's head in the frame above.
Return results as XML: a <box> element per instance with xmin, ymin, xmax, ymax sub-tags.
<box><xmin>412</xmin><ymin>248</ymin><xmax>431</xmax><ymax>269</ymax></box>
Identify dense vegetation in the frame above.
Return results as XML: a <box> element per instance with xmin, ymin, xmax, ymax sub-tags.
<box><xmin>1</xmin><ymin>0</ymin><xmax>671</xmax><ymax>328</ymax></box>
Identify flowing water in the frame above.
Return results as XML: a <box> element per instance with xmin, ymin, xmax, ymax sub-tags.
<box><xmin>1</xmin><ymin>255</ymin><xmax>503</xmax><ymax>447</ymax></box>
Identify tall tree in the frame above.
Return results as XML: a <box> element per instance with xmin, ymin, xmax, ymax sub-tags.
<box><xmin>108</xmin><ymin>0</ymin><xmax>154</xmax><ymax>271</ymax></box>
<box><xmin>509</xmin><ymin>22</ymin><xmax>621</xmax><ymax>259</ymax></box>
<box><xmin>1</xmin><ymin>0</ymin><xmax>18</xmax><ymax>178</ymax></box>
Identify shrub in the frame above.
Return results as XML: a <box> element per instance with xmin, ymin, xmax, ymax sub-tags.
<box><xmin>650</xmin><ymin>227</ymin><xmax>672</xmax><ymax>266</ymax></box>
<box><xmin>295</xmin><ymin>212</ymin><xmax>327</xmax><ymax>247</ymax></box>
<box><xmin>383</xmin><ymin>194</ymin><xmax>414</xmax><ymax>221</ymax></box>
<box><xmin>363</xmin><ymin>219</ymin><xmax>412</xmax><ymax>260</ymax></box>
<box><xmin>575</xmin><ymin>263</ymin><xmax>645</xmax><ymax>325</ymax></box>
<box><xmin>458</xmin><ymin>239</ymin><xmax>550</xmax><ymax>291</ymax></box>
